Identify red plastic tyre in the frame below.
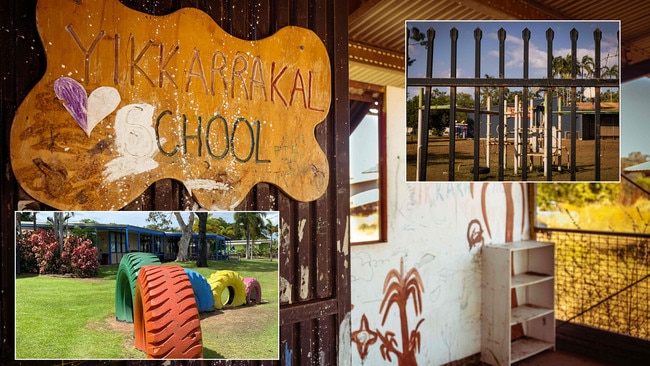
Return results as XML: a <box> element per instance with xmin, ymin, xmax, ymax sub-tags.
<box><xmin>243</xmin><ymin>277</ymin><xmax>262</xmax><ymax>304</ymax></box>
<box><xmin>133</xmin><ymin>265</ymin><xmax>203</xmax><ymax>359</ymax></box>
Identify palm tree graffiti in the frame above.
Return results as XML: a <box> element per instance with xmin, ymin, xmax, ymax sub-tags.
<box><xmin>352</xmin><ymin>258</ymin><xmax>425</xmax><ymax>365</ymax></box>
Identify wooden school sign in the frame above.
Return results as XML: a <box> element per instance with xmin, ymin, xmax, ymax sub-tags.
<box><xmin>10</xmin><ymin>0</ymin><xmax>331</xmax><ymax>210</ymax></box>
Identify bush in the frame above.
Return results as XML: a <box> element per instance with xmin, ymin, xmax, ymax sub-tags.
<box><xmin>64</xmin><ymin>236</ymin><xmax>99</xmax><ymax>278</ymax></box>
<box><xmin>17</xmin><ymin>231</ymin><xmax>41</xmax><ymax>273</ymax></box>
<box><xmin>26</xmin><ymin>229</ymin><xmax>60</xmax><ymax>274</ymax></box>
<box><xmin>17</xmin><ymin>229</ymin><xmax>99</xmax><ymax>277</ymax></box>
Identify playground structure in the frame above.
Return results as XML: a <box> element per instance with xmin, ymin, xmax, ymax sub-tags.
<box><xmin>484</xmin><ymin>95</ymin><xmax>566</xmax><ymax>177</ymax></box>
<box><xmin>114</xmin><ymin>252</ymin><xmax>263</xmax><ymax>358</ymax></box>
<box><xmin>419</xmin><ymin>93</ymin><xmax>569</xmax><ymax>178</ymax></box>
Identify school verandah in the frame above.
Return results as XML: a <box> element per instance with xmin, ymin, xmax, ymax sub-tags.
<box><xmin>18</xmin><ymin>221</ymin><xmax>232</xmax><ymax>265</ymax></box>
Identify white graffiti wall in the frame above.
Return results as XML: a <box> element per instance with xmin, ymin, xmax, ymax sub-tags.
<box><xmin>350</xmin><ymin>86</ymin><xmax>530</xmax><ymax>365</ymax></box>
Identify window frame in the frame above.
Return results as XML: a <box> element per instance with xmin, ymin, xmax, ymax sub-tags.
<box><xmin>349</xmin><ymin>81</ymin><xmax>387</xmax><ymax>245</ymax></box>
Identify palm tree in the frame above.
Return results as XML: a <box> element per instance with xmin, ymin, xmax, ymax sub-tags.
<box><xmin>261</xmin><ymin>218</ymin><xmax>278</xmax><ymax>260</ymax></box>
<box><xmin>376</xmin><ymin>258</ymin><xmax>425</xmax><ymax>365</ymax></box>
<box><xmin>580</xmin><ymin>55</ymin><xmax>595</xmax><ymax>101</ymax></box>
<box><xmin>48</xmin><ymin>212</ymin><xmax>73</xmax><ymax>251</ymax></box>
<box><xmin>581</xmin><ymin>55</ymin><xmax>595</xmax><ymax>79</ymax></box>
<box><xmin>552</xmin><ymin>54</ymin><xmax>572</xmax><ymax>102</ymax></box>
<box><xmin>234</xmin><ymin>212</ymin><xmax>267</xmax><ymax>259</ymax></box>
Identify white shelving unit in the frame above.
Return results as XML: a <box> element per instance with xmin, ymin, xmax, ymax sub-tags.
<box><xmin>481</xmin><ymin>240</ymin><xmax>555</xmax><ymax>365</ymax></box>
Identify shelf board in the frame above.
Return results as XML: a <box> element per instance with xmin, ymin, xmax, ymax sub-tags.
<box><xmin>491</xmin><ymin>240</ymin><xmax>553</xmax><ymax>251</ymax></box>
<box><xmin>512</xmin><ymin>272</ymin><xmax>553</xmax><ymax>288</ymax></box>
<box><xmin>511</xmin><ymin>336</ymin><xmax>555</xmax><ymax>363</ymax></box>
<box><xmin>511</xmin><ymin>304</ymin><xmax>554</xmax><ymax>326</ymax></box>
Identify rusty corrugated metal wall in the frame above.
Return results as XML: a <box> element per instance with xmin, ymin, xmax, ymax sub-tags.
<box><xmin>0</xmin><ymin>0</ymin><xmax>350</xmax><ymax>365</ymax></box>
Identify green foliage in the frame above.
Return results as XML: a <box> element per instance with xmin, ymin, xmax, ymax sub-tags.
<box><xmin>635</xmin><ymin>176</ymin><xmax>650</xmax><ymax>192</ymax></box>
<box><xmin>70</xmin><ymin>225</ymin><xmax>98</xmax><ymax>245</ymax></box>
<box><xmin>537</xmin><ymin>183</ymin><xmax>620</xmax><ymax>211</ymax></box>
<box><xmin>191</xmin><ymin>214</ymin><xmax>234</xmax><ymax>237</ymax></box>
<box><xmin>145</xmin><ymin>212</ymin><xmax>175</xmax><ymax>231</ymax></box>
<box><xmin>406</xmin><ymin>89</ymin><xmax>477</xmax><ymax>136</ymax></box>
<box><xmin>18</xmin><ymin>229</ymin><xmax>99</xmax><ymax>277</ymax></box>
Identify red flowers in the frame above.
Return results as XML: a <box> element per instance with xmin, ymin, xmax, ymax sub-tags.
<box><xmin>17</xmin><ymin>229</ymin><xmax>99</xmax><ymax>277</ymax></box>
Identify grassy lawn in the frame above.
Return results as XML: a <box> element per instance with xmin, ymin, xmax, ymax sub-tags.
<box><xmin>16</xmin><ymin>259</ymin><xmax>279</xmax><ymax>360</ymax></box>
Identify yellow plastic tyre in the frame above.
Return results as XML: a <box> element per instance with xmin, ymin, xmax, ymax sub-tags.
<box><xmin>207</xmin><ymin>270</ymin><xmax>247</xmax><ymax>309</ymax></box>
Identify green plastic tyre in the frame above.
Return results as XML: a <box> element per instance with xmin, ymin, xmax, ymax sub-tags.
<box><xmin>134</xmin><ymin>265</ymin><xmax>203</xmax><ymax>359</ymax></box>
<box><xmin>114</xmin><ymin>252</ymin><xmax>161</xmax><ymax>323</ymax></box>
<box><xmin>207</xmin><ymin>270</ymin><xmax>247</xmax><ymax>309</ymax></box>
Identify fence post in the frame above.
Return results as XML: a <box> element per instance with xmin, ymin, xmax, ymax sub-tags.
<box><xmin>522</xmin><ymin>28</ymin><xmax>531</xmax><ymax>180</ymax></box>
<box><xmin>449</xmin><ymin>27</ymin><xmax>458</xmax><ymax>181</ymax></box>
<box><xmin>473</xmin><ymin>28</ymin><xmax>482</xmax><ymax>180</ymax></box>
<box><xmin>498</xmin><ymin>28</ymin><xmax>506</xmax><ymax>181</ymax></box>
<box><xmin>546</xmin><ymin>28</ymin><xmax>554</xmax><ymax>181</ymax></box>
<box><xmin>570</xmin><ymin>28</ymin><xmax>579</xmax><ymax>180</ymax></box>
<box><xmin>416</xmin><ymin>27</ymin><xmax>435</xmax><ymax>181</ymax></box>
<box><xmin>594</xmin><ymin>28</ymin><xmax>602</xmax><ymax>181</ymax></box>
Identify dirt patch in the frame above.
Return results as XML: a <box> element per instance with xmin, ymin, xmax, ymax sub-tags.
<box><xmin>86</xmin><ymin>317</ymin><xmax>137</xmax><ymax>351</ymax></box>
<box><xmin>406</xmin><ymin>137</ymin><xmax>620</xmax><ymax>181</ymax></box>
<box><xmin>199</xmin><ymin>301</ymin><xmax>275</xmax><ymax>329</ymax></box>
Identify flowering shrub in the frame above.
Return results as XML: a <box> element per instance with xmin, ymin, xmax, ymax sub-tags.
<box><xmin>63</xmin><ymin>235</ymin><xmax>99</xmax><ymax>278</ymax></box>
<box><xmin>17</xmin><ymin>231</ymin><xmax>42</xmax><ymax>273</ymax></box>
<box><xmin>17</xmin><ymin>229</ymin><xmax>99</xmax><ymax>277</ymax></box>
<box><xmin>21</xmin><ymin>229</ymin><xmax>59</xmax><ymax>274</ymax></box>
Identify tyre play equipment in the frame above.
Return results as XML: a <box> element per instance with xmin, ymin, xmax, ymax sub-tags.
<box><xmin>183</xmin><ymin>268</ymin><xmax>215</xmax><ymax>313</ymax></box>
<box><xmin>134</xmin><ymin>265</ymin><xmax>203</xmax><ymax>359</ymax></box>
<box><xmin>115</xmin><ymin>252</ymin><xmax>161</xmax><ymax>323</ymax></box>
<box><xmin>207</xmin><ymin>270</ymin><xmax>247</xmax><ymax>309</ymax></box>
<box><xmin>243</xmin><ymin>277</ymin><xmax>262</xmax><ymax>305</ymax></box>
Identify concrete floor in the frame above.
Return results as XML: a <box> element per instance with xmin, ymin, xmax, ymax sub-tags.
<box><xmin>513</xmin><ymin>349</ymin><xmax>618</xmax><ymax>366</ymax></box>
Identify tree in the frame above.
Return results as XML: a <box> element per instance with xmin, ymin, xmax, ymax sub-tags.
<box><xmin>16</xmin><ymin>212</ymin><xmax>37</xmax><ymax>239</ymax></box>
<box><xmin>48</xmin><ymin>212</ymin><xmax>73</xmax><ymax>250</ymax></box>
<box><xmin>552</xmin><ymin>54</ymin><xmax>572</xmax><ymax>102</ymax></box>
<box><xmin>262</xmin><ymin>218</ymin><xmax>278</xmax><ymax>261</ymax></box>
<box><xmin>581</xmin><ymin>55</ymin><xmax>595</xmax><ymax>79</ymax></box>
<box><xmin>174</xmin><ymin>212</ymin><xmax>195</xmax><ymax>261</ymax></box>
<box><xmin>146</xmin><ymin>212</ymin><xmax>175</xmax><ymax>231</ymax></box>
<box><xmin>407</xmin><ymin>26</ymin><xmax>429</xmax><ymax>67</ymax></box>
<box><xmin>196</xmin><ymin>212</ymin><xmax>208</xmax><ymax>267</ymax></box>
<box><xmin>234</xmin><ymin>212</ymin><xmax>267</xmax><ymax>259</ymax></box>
<box><xmin>536</xmin><ymin>183</ymin><xmax>620</xmax><ymax>211</ymax></box>
<box><xmin>480</xmin><ymin>74</ymin><xmax>510</xmax><ymax>107</ymax></box>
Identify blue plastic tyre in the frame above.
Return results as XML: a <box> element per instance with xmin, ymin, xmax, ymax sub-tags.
<box><xmin>183</xmin><ymin>268</ymin><xmax>215</xmax><ymax>312</ymax></box>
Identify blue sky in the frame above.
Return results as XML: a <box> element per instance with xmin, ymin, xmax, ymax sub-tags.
<box><xmin>407</xmin><ymin>20</ymin><xmax>620</xmax><ymax>80</ymax></box>
<box><xmin>621</xmin><ymin>77</ymin><xmax>650</xmax><ymax>157</ymax></box>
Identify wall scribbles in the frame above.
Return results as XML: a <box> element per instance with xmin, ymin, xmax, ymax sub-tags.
<box><xmin>352</xmin><ymin>257</ymin><xmax>425</xmax><ymax>365</ymax></box>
